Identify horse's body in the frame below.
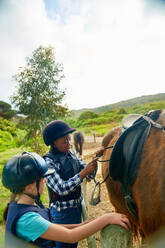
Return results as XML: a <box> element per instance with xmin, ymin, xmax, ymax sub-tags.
<box><xmin>101</xmin><ymin>110</ymin><xmax>165</xmax><ymax>240</ymax></box>
<box><xmin>73</xmin><ymin>131</ymin><xmax>84</xmax><ymax>156</ymax></box>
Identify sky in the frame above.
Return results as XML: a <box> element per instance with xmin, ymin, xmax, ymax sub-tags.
<box><xmin>0</xmin><ymin>0</ymin><xmax>165</xmax><ymax>110</ymax></box>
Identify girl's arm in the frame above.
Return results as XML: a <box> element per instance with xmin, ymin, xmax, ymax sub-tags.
<box><xmin>41</xmin><ymin>213</ymin><xmax>130</xmax><ymax>243</ymax></box>
<box><xmin>60</xmin><ymin>220</ymin><xmax>91</xmax><ymax>229</ymax></box>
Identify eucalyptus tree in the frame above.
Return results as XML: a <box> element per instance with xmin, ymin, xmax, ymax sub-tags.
<box><xmin>11</xmin><ymin>46</ymin><xmax>69</xmax><ymax>152</ymax></box>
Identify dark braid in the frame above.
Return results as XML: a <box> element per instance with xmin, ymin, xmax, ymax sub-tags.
<box><xmin>3</xmin><ymin>193</ymin><xmax>17</xmax><ymax>223</ymax></box>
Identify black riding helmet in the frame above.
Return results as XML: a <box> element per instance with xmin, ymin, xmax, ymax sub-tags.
<box><xmin>2</xmin><ymin>151</ymin><xmax>55</xmax><ymax>194</ymax></box>
<box><xmin>43</xmin><ymin>120</ymin><xmax>76</xmax><ymax>146</ymax></box>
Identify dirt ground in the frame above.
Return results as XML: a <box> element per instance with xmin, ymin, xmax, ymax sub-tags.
<box><xmin>73</xmin><ymin>135</ymin><xmax>115</xmax><ymax>248</ymax></box>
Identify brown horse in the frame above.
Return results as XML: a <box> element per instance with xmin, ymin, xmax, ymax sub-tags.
<box><xmin>73</xmin><ymin>131</ymin><xmax>84</xmax><ymax>156</ymax></box>
<box><xmin>101</xmin><ymin>110</ymin><xmax>165</xmax><ymax>242</ymax></box>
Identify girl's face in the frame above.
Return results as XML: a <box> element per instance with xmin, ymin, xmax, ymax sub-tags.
<box><xmin>24</xmin><ymin>178</ymin><xmax>47</xmax><ymax>196</ymax></box>
<box><xmin>54</xmin><ymin>134</ymin><xmax>71</xmax><ymax>153</ymax></box>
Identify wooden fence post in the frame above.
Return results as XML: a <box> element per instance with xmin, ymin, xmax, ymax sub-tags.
<box><xmin>81</xmin><ymin>179</ymin><xmax>98</xmax><ymax>248</ymax></box>
<box><xmin>81</xmin><ymin>178</ymin><xmax>88</xmax><ymax>210</ymax></box>
<box><xmin>100</xmin><ymin>224</ymin><xmax>133</xmax><ymax>248</ymax></box>
<box><xmin>90</xmin><ymin>130</ymin><xmax>96</xmax><ymax>143</ymax></box>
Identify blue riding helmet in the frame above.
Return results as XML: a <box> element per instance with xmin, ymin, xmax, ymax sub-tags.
<box><xmin>2</xmin><ymin>151</ymin><xmax>55</xmax><ymax>193</ymax></box>
<box><xmin>43</xmin><ymin>120</ymin><xmax>76</xmax><ymax>146</ymax></box>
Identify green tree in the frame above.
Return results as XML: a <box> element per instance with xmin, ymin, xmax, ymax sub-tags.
<box><xmin>0</xmin><ymin>101</ymin><xmax>16</xmax><ymax>119</ymax></box>
<box><xmin>11</xmin><ymin>46</ymin><xmax>69</xmax><ymax>152</ymax></box>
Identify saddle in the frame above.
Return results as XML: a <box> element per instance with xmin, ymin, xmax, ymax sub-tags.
<box><xmin>109</xmin><ymin>111</ymin><xmax>161</xmax><ymax>219</ymax></box>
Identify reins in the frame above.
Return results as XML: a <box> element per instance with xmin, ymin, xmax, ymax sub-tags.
<box><xmin>97</xmin><ymin>146</ymin><xmax>114</xmax><ymax>162</ymax></box>
<box><xmin>90</xmin><ymin>145</ymin><xmax>113</xmax><ymax>206</ymax></box>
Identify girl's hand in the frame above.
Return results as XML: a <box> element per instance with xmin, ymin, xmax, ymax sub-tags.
<box><xmin>106</xmin><ymin>213</ymin><xmax>131</xmax><ymax>230</ymax></box>
<box><xmin>85</xmin><ymin>158</ymin><xmax>98</xmax><ymax>174</ymax></box>
<box><xmin>79</xmin><ymin>158</ymin><xmax>98</xmax><ymax>179</ymax></box>
<box><xmin>95</xmin><ymin>147</ymin><xmax>104</xmax><ymax>158</ymax></box>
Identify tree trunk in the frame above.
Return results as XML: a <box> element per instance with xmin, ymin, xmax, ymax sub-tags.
<box><xmin>34</xmin><ymin>130</ymin><xmax>39</xmax><ymax>153</ymax></box>
<box><xmin>93</xmin><ymin>133</ymin><xmax>96</xmax><ymax>143</ymax></box>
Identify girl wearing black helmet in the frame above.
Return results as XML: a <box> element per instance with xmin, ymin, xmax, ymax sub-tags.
<box><xmin>2</xmin><ymin>152</ymin><xmax>130</xmax><ymax>248</ymax></box>
<box><xmin>42</xmin><ymin>120</ymin><xmax>108</xmax><ymax>248</ymax></box>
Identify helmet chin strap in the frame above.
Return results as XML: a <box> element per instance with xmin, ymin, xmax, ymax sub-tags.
<box><xmin>23</xmin><ymin>180</ymin><xmax>44</xmax><ymax>208</ymax></box>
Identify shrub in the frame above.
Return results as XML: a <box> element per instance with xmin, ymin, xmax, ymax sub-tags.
<box><xmin>0</xmin><ymin>117</ymin><xmax>17</xmax><ymax>136</ymax></box>
<box><xmin>116</xmin><ymin>107</ymin><xmax>127</xmax><ymax>114</ymax></box>
<box><xmin>0</xmin><ymin>131</ymin><xmax>16</xmax><ymax>152</ymax></box>
<box><xmin>78</xmin><ymin>111</ymin><xmax>98</xmax><ymax>121</ymax></box>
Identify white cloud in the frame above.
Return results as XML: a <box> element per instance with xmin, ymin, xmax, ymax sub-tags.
<box><xmin>0</xmin><ymin>0</ymin><xmax>165</xmax><ymax>110</ymax></box>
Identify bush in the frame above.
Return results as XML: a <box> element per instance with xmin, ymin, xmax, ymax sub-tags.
<box><xmin>0</xmin><ymin>117</ymin><xmax>17</xmax><ymax>136</ymax></box>
<box><xmin>0</xmin><ymin>131</ymin><xmax>16</xmax><ymax>152</ymax></box>
<box><xmin>78</xmin><ymin>111</ymin><xmax>98</xmax><ymax>120</ymax></box>
<box><xmin>0</xmin><ymin>118</ymin><xmax>27</xmax><ymax>152</ymax></box>
<box><xmin>116</xmin><ymin>107</ymin><xmax>127</xmax><ymax>114</ymax></box>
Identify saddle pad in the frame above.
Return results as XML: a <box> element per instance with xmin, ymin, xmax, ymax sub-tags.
<box><xmin>109</xmin><ymin>116</ymin><xmax>151</xmax><ymax>186</ymax></box>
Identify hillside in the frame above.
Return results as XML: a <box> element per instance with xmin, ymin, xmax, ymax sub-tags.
<box><xmin>71</xmin><ymin>93</ymin><xmax>165</xmax><ymax>118</ymax></box>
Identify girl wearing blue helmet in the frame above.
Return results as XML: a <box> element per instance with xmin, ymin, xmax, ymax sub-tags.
<box><xmin>2</xmin><ymin>152</ymin><xmax>130</xmax><ymax>248</ymax></box>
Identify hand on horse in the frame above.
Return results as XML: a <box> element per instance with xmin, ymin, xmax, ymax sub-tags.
<box><xmin>105</xmin><ymin>213</ymin><xmax>131</xmax><ymax>230</ymax></box>
<box><xmin>79</xmin><ymin>157</ymin><xmax>98</xmax><ymax>179</ymax></box>
<box><xmin>95</xmin><ymin>146</ymin><xmax>105</xmax><ymax>158</ymax></box>
<box><xmin>85</xmin><ymin>157</ymin><xmax>98</xmax><ymax>174</ymax></box>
